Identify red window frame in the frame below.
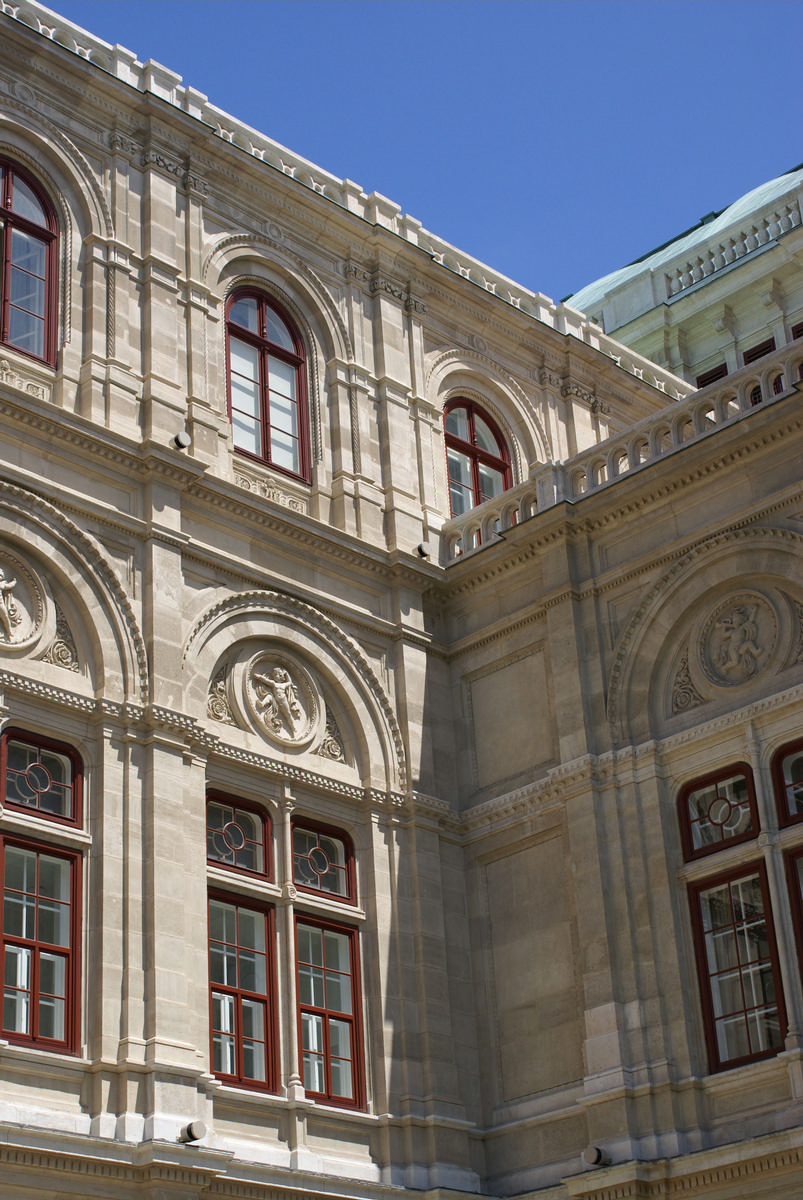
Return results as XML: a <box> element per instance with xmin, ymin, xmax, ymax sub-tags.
<box><xmin>206</xmin><ymin>791</ymin><xmax>271</xmax><ymax>880</ymax></box>
<box><xmin>742</xmin><ymin>338</ymin><xmax>775</xmax><ymax>366</ymax></box>
<box><xmin>771</xmin><ymin>739</ymin><xmax>803</xmax><ymax>828</ymax></box>
<box><xmin>225</xmin><ymin>288</ymin><xmax>310</xmax><ymax>483</ymax></box>
<box><xmin>696</xmin><ymin>363</ymin><xmax>728</xmax><ymax>389</ymax></box>
<box><xmin>791</xmin><ymin>322</ymin><xmax>803</xmax><ymax>341</ymax></box>
<box><xmin>1</xmin><ymin>728</ymin><xmax>82</xmax><ymax>828</ymax></box>
<box><xmin>688</xmin><ymin>862</ymin><xmax>786</xmax><ymax>1071</ymax></box>
<box><xmin>0</xmin><ymin>157</ymin><xmax>58</xmax><ymax>366</ymax></box>
<box><xmin>208</xmin><ymin>891</ymin><xmax>277</xmax><ymax>1091</ymax></box>
<box><xmin>0</xmin><ymin>835</ymin><xmax>81</xmax><ymax>1053</ymax></box>
<box><xmin>677</xmin><ymin>764</ymin><xmax>759</xmax><ymax>862</ymax></box>
<box><xmin>295</xmin><ymin>915</ymin><xmax>363</xmax><ymax>1108</ymax></box>
<box><xmin>291</xmin><ymin>818</ymin><xmax>356</xmax><ymax>905</ymax></box>
<box><xmin>443</xmin><ymin>399</ymin><xmax>512</xmax><ymax>517</ymax></box>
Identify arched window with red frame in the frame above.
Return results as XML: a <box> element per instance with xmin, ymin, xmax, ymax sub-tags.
<box><xmin>226</xmin><ymin>288</ymin><xmax>309</xmax><ymax>482</ymax></box>
<box><xmin>292</xmin><ymin>819</ymin><xmax>355</xmax><ymax>904</ymax></box>
<box><xmin>444</xmin><ymin>399</ymin><xmax>512</xmax><ymax>516</ymax></box>
<box><xmin>206</xmin><ymin>792</ymin><xmax>271</xmax><ymax>879</ymax></box>
<box><xmin>0</xmin><ymin>158</ymin><xmax>58</xmax><ymax>365</ymax></box>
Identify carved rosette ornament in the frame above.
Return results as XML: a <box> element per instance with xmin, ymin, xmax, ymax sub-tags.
<box><xmin>242</xmin><ymin>650</ymin><xmax>324</xmax><ymax>750</ymax></box>
<box><xmin>699</xmin><ymin>592</ymin><xmax>777</xmax><ymax>687</ymax></box>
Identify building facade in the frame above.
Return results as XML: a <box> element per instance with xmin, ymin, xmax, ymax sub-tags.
<box><xmin>568</xmin><ymin>165</ymin><xmax>803</xmax><ymax>390</ymax></box>
<box><xmin>1</xmin><ymin>5</ymin><xmax>803</xmax><ymax>1200</ymax></box>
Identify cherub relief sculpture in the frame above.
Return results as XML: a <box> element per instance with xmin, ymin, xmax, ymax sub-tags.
<box><xmin>0</xmin><ymin>566</ymin><xmax>22</xmax><ymax>642</ymax></box>
<box><xmin>252</xmin><ymin>665</ymin><xmax>303</xmax><ymax>737</ymax></box>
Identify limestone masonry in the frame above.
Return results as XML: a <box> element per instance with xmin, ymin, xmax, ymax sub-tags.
<box><xmin>0</xmin><ymin>4</ymin><xmax>803</xmax><ymax>1199</ymax></box>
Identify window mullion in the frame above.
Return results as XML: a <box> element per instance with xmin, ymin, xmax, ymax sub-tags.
<box><xmin>259</xmin><ymin>344</ymin><xmax>271</xmax><ymax>462</ymax></box>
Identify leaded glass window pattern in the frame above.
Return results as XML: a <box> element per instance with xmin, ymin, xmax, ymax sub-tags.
<box><xmin>292</xmin><ymin>823</ymin><xmax>353</xmax><ymax>901</ymax></box>
<box><xmin>1</xmin><ymin>839</ymin><xmax>78</xmax><ymax>1050</ymax></box>
<box><xmin>443</xmin><ymin>399</ymin><xmax>511</xmax><ymax>517</ymax></box>
<box><xmin>2</xmin><ymin>733</ymin><xmax>78</xmax><ymax>824</ymax></box>
<box><xmin>679</xmin><ymin>766</ymin><xmax>758</xmax><ymax>860</ymax></box>
<box><xmin>296</xmin><ymin>919</ymin><xmax>361</xmax><ymax>1105</ymax></box>
<box><xmin>691</xmin><ymin>866</ymin><xmax>785</xmax><ymax>1069</ymax></box>
<box><xmin>208</xmin><ymin>895</ymin><xmax>275</xmax><ymax>1089</ymax></box>
<box><xmin>0</xmin><ymin>159</ymin><xmax>57</xmax><ymax>364</ymax></box>
<box><xmin>226</xmin><ymin>290</ymin><xmax>309</xmax><ymax>481</ymax></box>
<box><xmin>206</xmin><ymin>796</ymin><xmax>269</xmax><ymax>877</ymax></box>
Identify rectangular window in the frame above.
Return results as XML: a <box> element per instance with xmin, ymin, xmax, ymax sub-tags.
<box><xmin>208</xmin><ymin>893</ymin><xmax>276</xmax><ymax>1090</ymax></box>
<box><xmin>1</xmin><ymin>837</ymin><xmax>80</xmax><ymax>1052</ymax></box>
<box><xmin>742</xmin><ymin>338</ymin><xmax>776</xmax><ymax>365</ymax></box>
<box><xmin>791</xmin><ymin>322</ymin><xmax>803</xmax><ymax>340</ymax></box>
<box><xmin>689</xmin><ymin>864</ymin><xmax>785</xmax><ymax>1070</ymax></box>
<box><xmin>696</xmin><ymin>363</ymin><xmax>728</xmax><ymax>389</ymax></box>
<box><xmin>296</xmin><ymin>917</ymin><xmax>362</xmax><ymax>1106</ymax></box>
<box><xmin>1</xmin><ymin>729</ymin><xmax>81</xmax><ymax>826</ymax></box>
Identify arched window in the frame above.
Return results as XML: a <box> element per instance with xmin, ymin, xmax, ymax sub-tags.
<box><xmin>0</xmin><ymin>158</ymin><xmax>58</xmax><ymax>364</ymax></box>
<box><xmin>226</xmin><ymin>289</ymin><xmax>309</xmax><ymax>481</ymax></box>
<box><xmin>444</xmin><ymin>399</ymin><xmax>511</xmax><ymax>516</ymax></box>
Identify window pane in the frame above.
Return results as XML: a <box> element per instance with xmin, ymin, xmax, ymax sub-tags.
<box><xmin>10</xmin><ymin>174</ymin><xmax>47</xmax><ymax>225</ymax></box>
<box><xmin>230</xmin><ymin>337</ymin><xmax>259</xmax><ymax>383</ymax></box>
<box><xmin>298</xmin><ymin>962</ymin><xmax>325</xmax><ymax>1008</ymax></box>
<box><xmin>329</xmin><ymin>1017</ymin><xmax>353</xmax><ymax>1098</ymax></box>
<box><xmin>3</xmin><ymin>945</ymin><xmax>31</xmax><ymax>1034</ymax></box>
<box><xmin>474</xmin><ymin>414</ymin><xmax>501</xmax><ymax>454</ymax></box>
<box><xmin>238</xmin><ymin>947</ymin><xmax>266</xmax><ymax>993</ymax></box>
<box><xmin>324</xmin><ymin>929</ymin><xmax>351</xmax><ymax>974</ymax></box>
<box><xmin>229</xmin><ymin>297</ymin><xmax>259</xmax><ymax>332</ymax></box>
<box><xmin>236</xmin><ymin>908</ymin><xmax>265</xmax><ymax>954</ymax></box>
<box><xmin>4</xmin><ymin>846</ymin><xmax>35</xmax><ymax>895</ymax></box>
<box><xmin>445</xmin><ymin>407</ymin><xmax>469</xmax><ymax>440</ymax></box>
<box><xmin>209</xmin><ymin>900</ymin><xmax>236</xmax><ymax>944</ymax></box>
<box><xmin>209</xmin><ymin>944</ymin><xmax>237</xmax><ymax>986</ymax></box>
<box><xmin>269</xmin><ymin>428</ymin><xmax>299</xmax><ymax>474</ymax></box>
<box><xmin>241</xmin><ymin>998</ymin><xmax>266</xmax><ymax>1081</ymax></box>
<box><xmin>269</xmin><ymin>388</ymin><xmax>298</xmax><ymax>436</ymax></box>
<box><xmin>268</xmin><ymin>357</ymin><xmax>296</xmax><ymax>400</ymax></box>
<box><xmin>37</xmin><ymin>952</ymin><xmax>66</xmax><ymax>1040</ymax></box>
<box><xmin>38</xmin><ymin>854</ymin><xmax>70</xmax><ymax>902</ymax></box>
<box><xmin>325</xmin><ymin>970</ymin><xmax>352</xmax><ymax>1015</ymax></box>
<box><xmin>10</xmin><ymin>229</ymin><xmax>46</xmax><ymax>283</ymax></box>
<box><xmin>302</xmin><ymin>1012</ymin><xmax>325</xmax><ymax>1092</ymax></box>
<box><xmin>232</xmin><ymin>412</ymin><xmax>260</xmax><ymax>456</ymax></box>
<box><xmin>319</xmin><ymin>836</ymin><xmax>346</xmax><ymax>870</ymax></box>
<box><xmin>7</xmin><ymin>307</ymin><xmax>44</xmax><ymax>358</ymax></box>
<box><xmin>230</xmin><ymin>374</ymin><xmax>260</xmax><ymax>419</ymax></box>
<box><xmin>478</xmin><ymin>462</ymin><xmax>506</xmax><ymax>502</ymax></box>
<box><xmin>10</xmin><ymin>266</ymin><xmax>46</xmax><ymax>318</ymax></box>
<box><xmin>38</xmin><ymin>897</ymin><xmax>70</xmax><ymax>947</ymax></box>
<box><xmin>298</xmin><ymin>923</ymin><xmax>323</xmax><ymax>967</ymax></box>
<box><xmin>265</xmin><ymin>309</ymin><xmax>294</xmax><ymax>351</ymax></box>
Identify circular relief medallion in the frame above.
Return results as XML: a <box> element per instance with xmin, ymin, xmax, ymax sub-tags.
<box><xmin>243</xmin><ymin>651</ymin><xmax>323</xmax><ymax>749</ymax></box>
<box><xmin>0</xmin><ymin>549</ymin><xmax>47</xmax><ymax>655</ymax></box>
<box><xmin>699</xmin><ymin>592</ymin><xmax>777</xmax><ymax>687</ymax></box>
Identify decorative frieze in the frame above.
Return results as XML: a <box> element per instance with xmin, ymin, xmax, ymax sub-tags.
<box><xmin>0</xmin><ymin>357</ymin><xmax>50</xmax><ymax>403</ymax></box>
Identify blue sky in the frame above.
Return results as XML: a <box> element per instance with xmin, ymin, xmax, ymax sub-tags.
<box><xmin>46</xmin><ymin>0</ymin><xmax>803</xmax><ymax>303</ymax></box>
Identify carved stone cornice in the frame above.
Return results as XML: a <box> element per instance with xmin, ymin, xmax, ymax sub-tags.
<box><xmin>343</xmin><ymin>262</ymin><xmax>427</xmax><ymax>312</ymax></box>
